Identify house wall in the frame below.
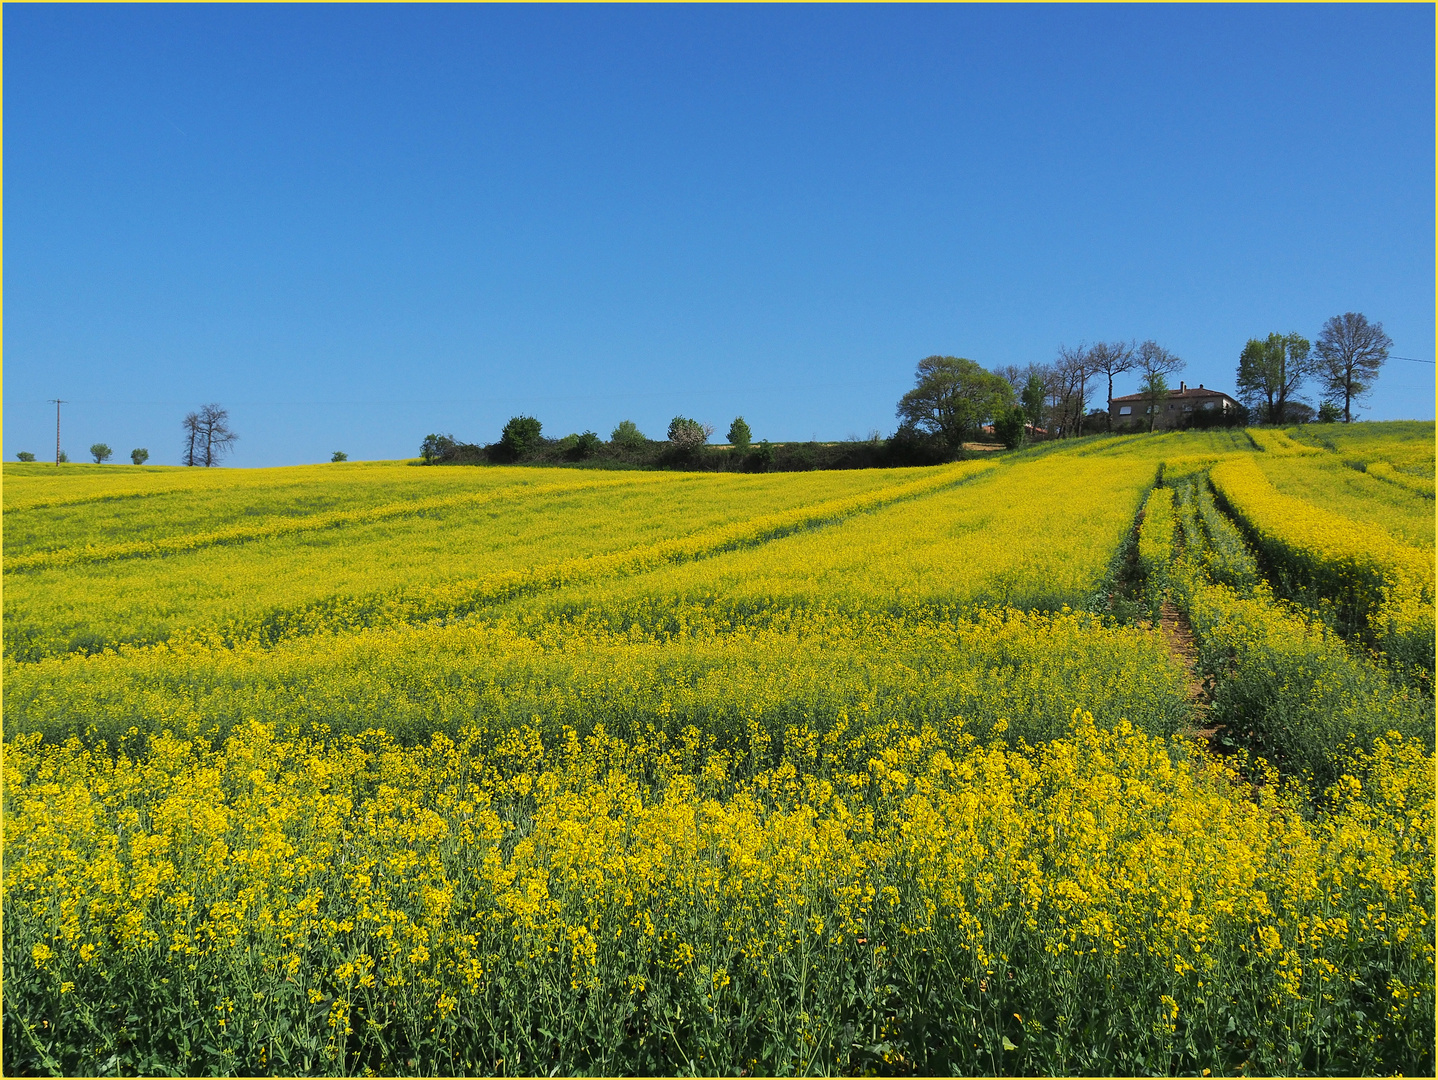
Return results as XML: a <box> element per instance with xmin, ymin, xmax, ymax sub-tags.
<box><xmin>1109</xmin><ymin>396</ymin><xmax>1233</xmax><ymax>431</ymax></box>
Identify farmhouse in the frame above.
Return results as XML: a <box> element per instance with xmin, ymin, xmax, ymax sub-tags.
<box><xmin>1109</xmin><ymin>382</ymin><xmax>1241</xmax><ymax>430</ymax></box>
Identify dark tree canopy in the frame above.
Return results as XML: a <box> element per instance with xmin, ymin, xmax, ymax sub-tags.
<box><xmin>421</xmin><ymin>434</ymin><xmax>456</xmax><ymax>464</ymax></box>
<box><xmin>1314</xmin><ymin>312</ymin><xmax>1391</xmax><ymax>423</ymax></box>
<box><xmin>499</xmin><ymin>416</ymin><xmax>543</xmax><ymax>460</ymax></box>
<box><xmin>896</xmin><ymin>356</ymin><xmax>1014</xmax><ymax>451</ymax></box>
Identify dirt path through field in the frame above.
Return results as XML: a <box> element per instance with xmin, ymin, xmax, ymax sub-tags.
<box><xmin>1157</xmin><ymin>600</ymin><xmax>1223</xmax><ymax>748</ymax></box>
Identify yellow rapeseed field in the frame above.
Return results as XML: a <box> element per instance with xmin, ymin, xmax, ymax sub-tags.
<box><xmin>3</xmin><ymin>426</ymin><xmax>1433</xmax><ymax>1075</ymax></box>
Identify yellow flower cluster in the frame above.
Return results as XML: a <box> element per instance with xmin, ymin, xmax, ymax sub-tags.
<box><xmin>5</xmin><ymin>713</ymin><xmax>1431</xmax><ymax>1075</ymax></box>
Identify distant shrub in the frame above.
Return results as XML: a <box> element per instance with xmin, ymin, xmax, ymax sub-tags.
<box><xmin>887</xmin><ymin>422</ymin><xmax>949</xmax><ymax>466</ymax></box>
<box><xmin>16</xmin><ymin>451</ymin><xmax>35</xmax><ymax>462</ymax></box>
<box><xmin>331</xmin><ymin>451</ymin><xmax>348</xmax><ymax>462</ymax></box>
<box><xmin>90</xmin><ymin>444</ymin><xmax>112</xmax><ymax>464</ymax></box>
<box><xmin>611</xmin><ymin>420</ymin><xmax>646</xmax><ymax>449</ymax></box>
<box><xmin>992</xmin><ymin>406</ymin><xmax>1027</xmax><ymax>449</ymax></box>
<box><xmin>130</xmin><ymin>448</ymin><xmax>149</xmax><ymax>465</ymax></box>
<box><xmin>57</xmin><ymin>451</ymin><xmax>69</xmax><ymax>463</ymax></box>
<box><xmin>420</xmin><ymin>434</ymin><xmax>456</xmax><ymax>465</ymax></box>
<box><xmin>499</xmin><ymin>416</ymin><xmax>543</xmax><ymax>461</ymax></box>
<box><xmin>727</xmin><ymin>417</ymin><xmax>752</xmax><ymax>451</ymax></box>
<box><xmin>667</xmin><ymin>416</ymin><xmax>712</xmax><ymax>452</ymax></box>
<box><xmin>573</xmin><ymin>431</ymin><xmax>602</xmax><ymax>459</ymax></box>
<box><xmin>748</xmin><ymin>439</ymin><xmax>775</xmax><ymax>471</ymax></box>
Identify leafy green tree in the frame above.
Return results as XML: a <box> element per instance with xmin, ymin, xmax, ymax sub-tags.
<box><xmin>1314</xmin><ymin>312</ymin><xmax>1392</xmax><ymax>423</ymax></box>
<box><xmin>727</xmin><ymin>417</ymin><xmax>752</xmax><ymax>451</ymax></box>
<box><xmin>562</xmin><ymin>431</ymin><xmax>601</xmax><ymax>459</ymax></box>
<box><xmin>1140</xmin><ymin>371</ymin><xmax>1169</xmax><ymax>433</ymax></box>
<box><xmin>16</xmin><ymin>451</ymin><xmax>35</xmax><ymax>462</ymax></box>
<box><xmin>499</xmin><ymin>416</ymin><xmax>543</xmax><ymax>460</ymax></box>
<box><xmin>1235</xmin><ymin>332</ymin><xmax>1312</xmax><ymax>425</ymax></box>
<box><xmin>610</xmin><ymin>420</ymin><xmax>646</xmax><ymax>448</ymax></box>
<box><xmin>896</xmin><ymin>355</ymin><xmax>1014</xmax><ymax>452</ymax></box>
<box><xmin>1317</xmin><ymin>401</ymin><xmax>1341</xmax><ymax>424</ymax></box>
<box><xmin>130</xmin><ymin>448</ymin><xmax>149</xmax><ymax>464</ymax></box>
<box><xmin>90</xmin><ymin>443</ymin><xmax>112</xmax><ymax>464</ymax></box>
<box><xmin>331</xmin><ymin>451</ymin><xmax>348</xmax><ymax>462</ymax></box>
<box><xmin>750</xmin><ymin>439</ymin><xmax>774</xmax><ymax>470</ymax></box>
<box><xmin>1021</xmin><ymin>373</ymin><xmax>1047</xmax><ymax>434</ymax></box>
<box><xmin>992</xmin><ymin>405</ymin><xmax>1028</xmax><ymax>449</ymax></box>
<box><xmin>1134</xmin><ymin>340</ymin><xmax>1185</xmax><ymax>433</ymax></box>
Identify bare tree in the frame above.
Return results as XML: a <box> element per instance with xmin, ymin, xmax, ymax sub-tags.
<box><xmin>1314</xmin><ymin>312</ymin><xmax>1391</xmax><ymax>423</ymax></box>
<box><xmin>1236</xmin><ymin>332</ymin><xmax>1312</xmax><ymax>425</ymax></box>
<box><xmin>1088</xmin><ymin>340</ymin><xmax>1136</xmax><ymax>431</ymax></box>
<box><xmin>184</xmin><ymin>404</ymin><xmax>238</xmax><ymax>467</ymax></box>
<box><xmin>182</xmin><ymin>411</ymin><xmax>202</xmax><ymax>467</ymax></box>
<box><xmin>1135</xmin><ymin>341</ymin><xmax>1185</xmax><ymax>432</ymax></box>
<box><xmin>1053</xmin><ymin>344</ymin><xmax>1095</xmax><ymax>438</ymax></box>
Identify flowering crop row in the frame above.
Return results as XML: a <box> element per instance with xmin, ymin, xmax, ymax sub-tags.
<box><xmin>192</xmin><ymin>460</ymin><xmax>995</xmax><ymax>650</ymax></box>
<box><xmin>4</xmin><ymin>607</ymin><xmax>1191</xmax><ymax>755</ymax></box>
<box><xmin>1245</xmin><ymin>429</ymin><xmax>1322</xmax><ymax>456</ymax></box>
<box><xmin>1365</xmin><ymin>461</ymin><xmax>1435</xmax><ymax>499</ymax></box>
<box><xmin>3</xmin><ymin>465</ymin><xmax>967</xmax><ymax>662</ymax></box>
<box><xmin>1210</xmin><ymin>456</ymin><xmax>1434</xmax><ymax>681</ymax></box>
<box><xmin>1250</xmin><ymin>454</ymin><xmax>1434</xmax><ymax>553</ymax></box>
<box><xmin>5</xmin><ymin>473</ymin><xmax>673</xmax><ymax>573</ymax></box>
<box><xmin>1136</xmin><ymin>487</ymin><xmax>1174</xmax><ymax>584</ymax></box>
<box><xmin>1168</xmin><ymin>476</ymin><xmax>1433</xmax><ymax>789</ymax></box>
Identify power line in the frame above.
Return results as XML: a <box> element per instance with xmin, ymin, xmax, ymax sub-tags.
<box><xmin>1391</xmin><ymin>356</ymin><xmax>1435</xmax><ymax>365</ymax></box>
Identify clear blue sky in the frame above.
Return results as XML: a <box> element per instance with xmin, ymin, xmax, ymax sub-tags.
<box><xmin>5</xmin><ymin>3</ymin><xmax>1433</xmax><ymax>466</ymax></box>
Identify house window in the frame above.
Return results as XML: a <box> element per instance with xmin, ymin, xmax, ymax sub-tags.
<box><xmin>1119</xmin><ymin>406</ymin><xmax>1132</xmax><ymax>416</ymax></box>
<box><xmin>1203</xmin><ymin>401</ymin><xmax>1216</xmax><ymax>410</ymax></box>
<box><xmin>1184</xmin><ymin>405</ymin><xmax>1193</xmax><ymax>412</ymax></box>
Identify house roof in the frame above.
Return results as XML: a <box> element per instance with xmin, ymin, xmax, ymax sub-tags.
<box><xmin>1110</xmin><ymin>383</ymin><xmax>1237</xmax><ymax>404</ymax></box>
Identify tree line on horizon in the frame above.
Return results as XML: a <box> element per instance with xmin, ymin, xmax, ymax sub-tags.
<box><xmin>413</xmin><ymin>310</ymin><xmax>1397</xmax><ymax>471</ymax></box>
<box><xmin>13</xmin><ymin>313</ymin><xmax>1396</xmax><ymax>468</ymax></box>
<box><xmin>896</xmin><ymin>310</ymin><xmax>1394</xmax><ymax>453</ymax></box>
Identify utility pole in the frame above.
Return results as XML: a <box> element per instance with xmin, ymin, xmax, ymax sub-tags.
<box><xmin>48</xmin><ymin>399</ymin><xmax>66</xmax><ymax>464</ymax></box>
